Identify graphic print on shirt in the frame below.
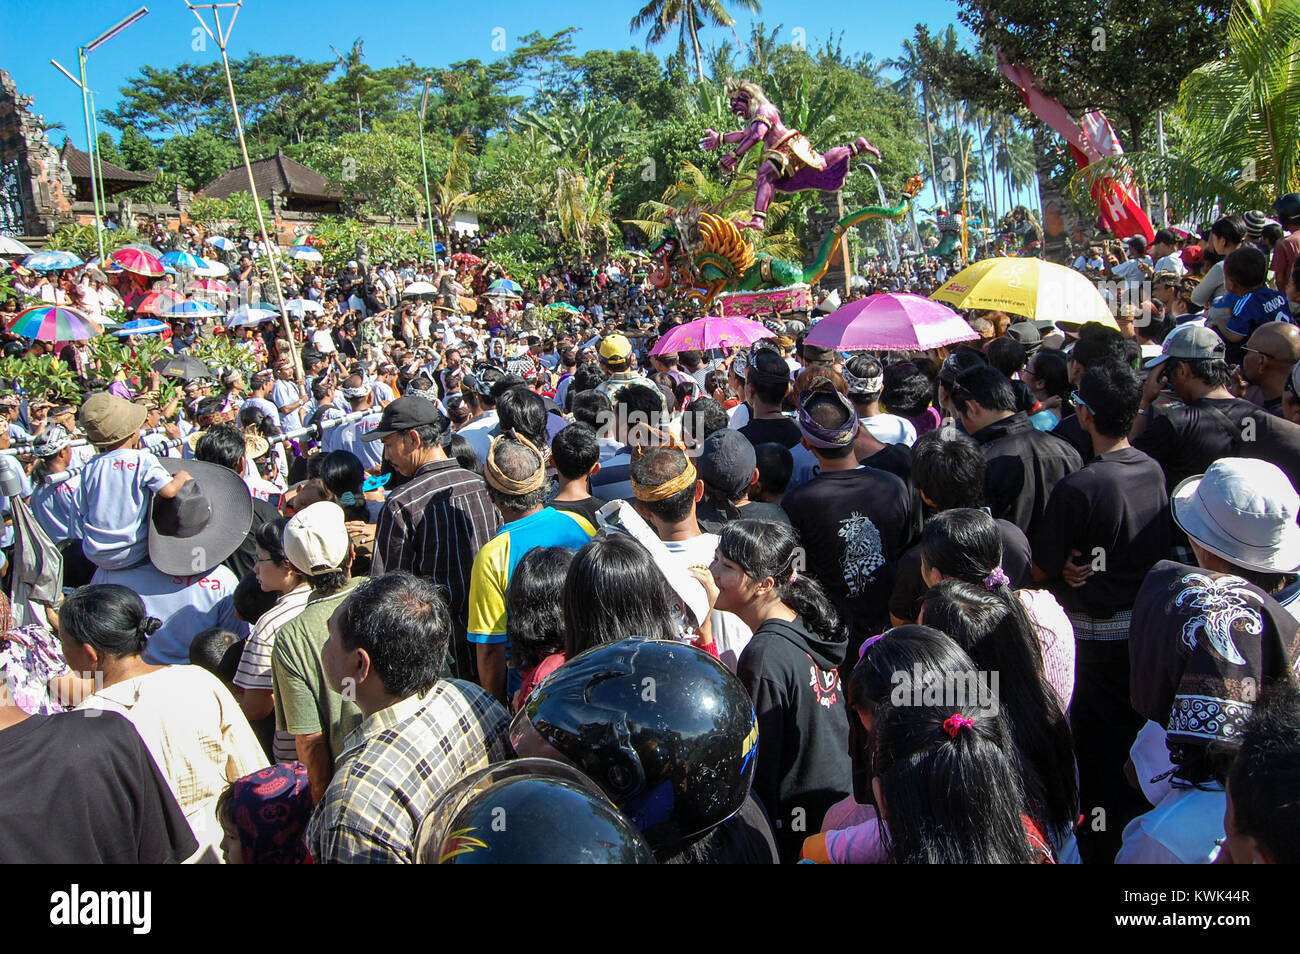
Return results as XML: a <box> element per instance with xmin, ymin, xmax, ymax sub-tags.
<box><xmin>837</xmin><ymin>511</ymin><xmax>884</xmax><ymax>596</ymax></box>
<box><xmin>808</xmin><ymin>662</ymin><xmax>841</xmax><ymax>709</ymax></box>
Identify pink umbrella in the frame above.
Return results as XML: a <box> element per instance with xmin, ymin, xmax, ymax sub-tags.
<box><xmin>186</xmin><ymin>278</ymin><xmax>232</xmax><ymax>294</ymax></box>
<box><xmin>131</xmin><ymin>289</ymin><xmax>185</xmax><ymax>315</ymax></box>
<box><xmin>650</xmin><ymin>315</ymin><xmax>774</xmax><ymax>355</ymax></box>
<box><xmin>109</xmin><ymin>246</ymin><xmax>165</xmax><ymax>277</ymax></box>
<box><xmin>804</xmin><ymin>293</ymin><xmax>979</xmax><ymax>352</ymax></box>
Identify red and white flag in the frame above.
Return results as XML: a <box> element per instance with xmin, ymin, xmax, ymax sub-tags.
<box><xmin>998</xmin><ymin>55</ymin><xmax>1155</xmax><ymax>243</ymax></box>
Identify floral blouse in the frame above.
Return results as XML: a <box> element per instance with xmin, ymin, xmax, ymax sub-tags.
<box><xmin>0</xmin><ymin>625</ymin><xmax>70</xmax><ymax>715</ymax></box>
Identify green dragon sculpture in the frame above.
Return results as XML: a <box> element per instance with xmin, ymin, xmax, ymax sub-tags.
<box><xmin>647</xmin><ymin>175</ymin><xmax>924</xmax><ymax>309</ymax></box>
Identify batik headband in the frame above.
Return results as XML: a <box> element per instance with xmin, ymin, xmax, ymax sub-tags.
<box><xmin>841</xmin><ymin>366</ymin><xmax>883</xmax><ymax>396</ymax></box>
<box><xmin>340</xmin><ymin>384</ymin><xmax>370</xmax><ymax>399</ymax></box>
<box><xmin>31</xmin><ymin>424</ymin><xmax>71</xmax><ymax>459</ymax></box>
<box><xmin>796</xmin><ymin>388</ymin><xmax>859</xmax><ymax>448</ymax></box>
<box><xmin>485</xmin><ymin>430</ymin><xmax>546</xmax><ymax>495</ymax></box>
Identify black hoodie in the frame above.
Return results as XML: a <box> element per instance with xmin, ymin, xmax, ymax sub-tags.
<box><xmin>737</xmin><ymin>615</ymin><xmax>852</xmax><ymax>863</ymax></box>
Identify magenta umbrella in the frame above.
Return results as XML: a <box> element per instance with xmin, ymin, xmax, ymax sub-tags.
<box><xmin>650</xmin><ymin>315</ymin><xmax>774</xmax><ymax>355</ymax></box>
<box><xmin>804</xmin><ymin>293</ymin><xmax>979</xmax><ymax>352</ymax></box>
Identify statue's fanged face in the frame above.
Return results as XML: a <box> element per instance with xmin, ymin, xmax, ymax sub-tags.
<box><xmin>729</xmin><ymin>93</ymin><xmax>750</xmax><ymax>117</ymax></box>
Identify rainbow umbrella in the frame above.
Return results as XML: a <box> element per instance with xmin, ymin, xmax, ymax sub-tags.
<box><xmin>112</xmin><ymin>318</ymin><xmax>169</xmax><ymax>337</ymax></box>
<box><xmin>131</xmin><ymin>289</ymin><xmax>185</xmax><ymax>316</ymax></box>
<box><xmin>23</xmin><ymin>250</ymin><xmax>83</xmax><ymax>272</ymax></box>
<box><xmin>804</xmin><ymin>293</ymin><xmax>979</xmax><ymax>352</ymax></box>
<box><xmin>109</xmin><ymin>246</ymin><xmax>165</xmax><ymax>277</ymax></box>
<box><xmin>8</xmin><ymin>305</ymin><xmax>101</xmax><ymax>341</ymax></box>
<box><xmin>650</xmin><ymin>315</ymin><xmax>774</xmax><ymax>355</ymax></box>
<box><xmin>166</xmin><ymin>299</ymin><xmax>222</xmax><ymax>317</ymax></box>
<box><xmin>161</xmin><ymin>250</ymin><xmax>206</xmax><ymax>270</ymax></box>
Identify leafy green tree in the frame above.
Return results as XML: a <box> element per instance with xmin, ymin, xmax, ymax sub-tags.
<box><xmin>118</xmin><ymin>125</ymin><xmax>158</xmax><ymax>172</ymax></box>
<box><xmin>222</xmin><ymin>192</ymin><xmax>273</xmax><ymax>233</ymax></box>
<box><xmin>159</xmin><ymin>128</ymin><xmax>238</xmax><ymax>191</ymax></box>
<box><xmin>96</xmin><ymin>132</ymin><xmax>124</xmax><ymax>169</ymax></box>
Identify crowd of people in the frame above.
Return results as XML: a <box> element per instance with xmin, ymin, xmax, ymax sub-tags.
<box><xmin>1</xmin><ymin>195</ymin><xmax>1299</xmax><ymax>866</ymax></box>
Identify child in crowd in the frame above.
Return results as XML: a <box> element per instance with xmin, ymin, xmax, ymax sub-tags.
<box><xmin>507</xmin><ymin>547</ymin><xmax>574</xmax><ymax>713</ymax></box>
<box><xmin>216</xmin><ymin>763</ymin><xmax>315</xmax><ymax>864</ymax></box>
<box><xmin>76</xmin><ymin>392</ymin><xmax>190</xmax><ymax>570</ymax></box>
<box><xmin>548</xmin><ymin>423</ymin><xmax>605</xmax><ymax>526</ymax></box>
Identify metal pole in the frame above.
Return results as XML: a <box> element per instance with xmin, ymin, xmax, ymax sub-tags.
<box><xmin>89</xmin><ymin>90</ymin><xmax>111</xmax><ymax>238</ymax></box>
<box><xmin>78</xmin><ymin>48</ymin><xmax>105</xmax><ymax>262</ymax></box>
<box><xmin>1157</xmin><ymin>109</ymin><xmax>1169</xmax><ymax>228</ymax></box>
<box><xmin>417</xmin><ymin>77</ymin><xmax>437</xmax><ymax>261</ymax></box>
<box><xmin>190</xmin><ymin>1</ymin><xmax>302</xmax><ymax>382</ymax></box>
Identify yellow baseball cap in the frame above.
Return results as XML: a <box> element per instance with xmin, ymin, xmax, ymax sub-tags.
<box><xmin>599</xmin><ymin>334</ymin><xmax>632</xmax><ymax>362</ymax></box>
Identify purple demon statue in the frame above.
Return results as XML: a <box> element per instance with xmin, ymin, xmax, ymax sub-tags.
<box><xmin>700</xmin><ymin>77</ymin><xmax>881</xmax><ymax>231</ymax></box>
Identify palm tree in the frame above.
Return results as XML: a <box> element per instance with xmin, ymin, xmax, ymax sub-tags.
<box><xmin>429</xmin><ymin>131</ymin><xmax>477</xmax><ymax>252</ymax></box>
<box><xmin>515</xmin><ymin>97</ymin><xmax>636</xmax><ymax>169</ymax></box>
<box><xmin>747</xmin><ymin>20</ymin><xmax>783</xmax><ymax>73</ymax></box>
<box><xmin>886</xmin><ymin>35</ymin><xmax>942</xmax><ymax>210</ymax></box>
<box><xmin>555</xmin><ymin>161</ymin><xmax>621</xmax><ymax>259</ymax></box>
<box><xmin>631</xmin><ymin>0</ymin><xmax>763</xmax><ymax>84</ymax></box>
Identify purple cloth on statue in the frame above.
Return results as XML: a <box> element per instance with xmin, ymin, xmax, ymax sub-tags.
<box><xmin>109</xmin><ymin>380</ymin><xmax>133</xmax><ymax>401</ymax></box>
<box><xmin>774</xmin><ymin>145</ymin><xmax>854</xmax><ymax>194</ymax></box>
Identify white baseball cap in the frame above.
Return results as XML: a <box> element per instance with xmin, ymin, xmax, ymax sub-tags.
<box><xmin>283</xmin><ymin>501</ymin><xmax>351</xmax><ymax>576</ymax></box>
<box><xmin>1172</xmin><ymin>458</ymin><xmax>1300</xmax><ymax>572</ymax></box>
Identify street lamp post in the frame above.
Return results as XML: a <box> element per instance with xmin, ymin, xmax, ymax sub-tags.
<box><xmin>417</xmin><ymin>77</ymin><xmax>437</xmax><ymax>263</ymax></box>
<box><xmin>61</xmin><ymin>7</ymin><xmax>150</xmax><ymax>262</ymax></box>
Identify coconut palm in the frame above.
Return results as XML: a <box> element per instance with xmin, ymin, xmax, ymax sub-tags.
<box><xmin>555</xmin><ymin>161</ymin><xmax>621</xmax><ymax>260</ymax></box>
<box><xmin>1075</xmin><ymin>0</ymin><xmax>1300</xmax><ymax>219</ymax></box>
<box><xmin>886</xmin><ymin>36</ymin><xmax>943</xmax><ymax>207</ymax></box>
<box><xmin>630</xmin><ymin>0</ymin><xmax>763</xmax><ymax>85</ymax></box>
<box><xmin>428</xmin><ymin>130</ymin><xmax>477</xmax><ymax>252</ymax></box>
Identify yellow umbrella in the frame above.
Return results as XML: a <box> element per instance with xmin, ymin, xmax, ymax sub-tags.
<box><xmin>931</xmin><ymin>258</ymin><xmax>1118</xmax><ymax>329</ymax></box>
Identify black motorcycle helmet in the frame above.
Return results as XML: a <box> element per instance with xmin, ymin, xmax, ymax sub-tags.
<box><xmin>510</xmin><ymin>637</ymin><xmax>758</xmax><ymax>855</ymax></box>
<box><xmin>414</xmin><ymin>759</ymin><xmax>654</xmax><ymax>864</ymax></box>
<box><xmin>1275</xmin><ymin>193</ymin><xmax>1300</xmax><ymax>228</ymax></box>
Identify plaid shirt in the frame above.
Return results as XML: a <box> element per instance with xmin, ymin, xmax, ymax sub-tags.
<box><xmin>307</xmin><ymin>678</ymin><xmax>512</xmax><ymax>864</ymax></box>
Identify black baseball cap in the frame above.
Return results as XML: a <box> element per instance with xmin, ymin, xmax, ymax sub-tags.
<box><xmin>361</xmin><ymin>395</ymin><xmax>443</xmax><ymax>441</ymax></box>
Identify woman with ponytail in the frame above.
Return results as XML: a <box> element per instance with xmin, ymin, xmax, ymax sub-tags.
<box><xmin>920</xmin><ymin>579</ymin><xmax>1080</xmax><ymax>861</ymax></box>
<box><xmin>918</xmin><ymin>508</ymin><xmax>1075</xmax><ymax>709</ymax></box>
<box><xmin>692</xmin><ymin>518</ymin><xmax>852</xmax><ymax>863</ymax></box>
<box><xmin>60</xmin><ymin>584</ymin><xmax>268</xmax><ymax>861</ymax></box>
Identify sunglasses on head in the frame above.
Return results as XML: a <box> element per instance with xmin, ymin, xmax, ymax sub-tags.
<box><xmin>1069</xmin><ymin>390</ymin><xmax>1095</xmax><ymax>414</ymax></box>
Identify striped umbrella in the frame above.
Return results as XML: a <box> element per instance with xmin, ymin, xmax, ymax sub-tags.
<box><xmin>186</xmin><ymin>278</ymin><xmax>232</xmax><ymax>294</ymax></box>
<box><xmin>7</xmin><ymin>305</ymin><xmax>101</xmax><ymax>341</ymax></box>
<box><xmin>109</xmin><ymin>246</ymin><xmax>165</xmax><ymax>277</ymax></box>
<box><xmin>131</xmin><ymin>289</ymin><xmax>185</xmax><ymax>316</ymax></box>
<box><xmin>112</xmin><ymin>318</ymin><xmax>169</xmax><ymax>337</ymax></box>
<box><xmin>166</xmin><ymin>299</ymin><xmax>222</xmax><ymax>317</ymax></box>
<box><xmin>288</xmin><ymin>245</ymin><xmax>323</xmax><ymax>262</ymax></box>
<box><xmin>161</xmin><ymin>250</ymin><xmax>207</xmax><ymax>270</ymax></box>
<box><xmin>23</xmin><ymin>250</ymin><xmax>83</xmax><ymax>272</ymax></box>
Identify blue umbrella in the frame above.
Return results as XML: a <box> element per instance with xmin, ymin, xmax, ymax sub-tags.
<box><xmin>435</xmin><ymin>242</ymin><xmax>446</xmax><ymax>253</ymax></box>
<box><xmin>112</xmin><ymin>318</ymin><xmax>169</xmax><ymax>337</ymax></box>
<box><xmin>23</xmin><ymin>250</ymin><xmax>83</xmax><ymax>272</ymax></box>
<box><xmin>160</xmin><ymin>250</ymin><xmax>207</xmax><ymax>270</ymax></box>
<box><xmin>227</xmin><ymin>303</ymin><xmax>279</xmax><ymax>327</ymax></box>
<box><xmin>486</xmin><ymin>278</ymin><xmax>523</xmax><ymax>298</ymax></box>
<box><xmin>166</xmin><ymin>299</ymin><xmax>222</xmax><ymax>317</ymax></box>
<box><xmin>205</xmin><ymin>235</ymin><xmax>237</xmax><ymax>251</ymax></box>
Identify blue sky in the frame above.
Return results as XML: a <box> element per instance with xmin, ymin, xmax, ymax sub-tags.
<box><xmin>1</xmin><ymin>0</ymin><xmax>966</xmax><ymax>139</ymax></box>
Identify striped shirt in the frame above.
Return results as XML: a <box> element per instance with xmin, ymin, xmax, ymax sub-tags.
<box><xmin>371</xmin><ymin>458</ymin><xmax>501</xmax><ymax>675</ymax></box>
<box><xmin>306</xmin><ymin>678</ymin><xmax>512</xmax><ymax>864</ymax></box>
<box><xmin>233</xmin><ymin>585</ymin><xmax>312</xmax><ymax>763</ymax></box>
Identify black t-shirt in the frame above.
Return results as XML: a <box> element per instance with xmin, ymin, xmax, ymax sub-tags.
<box><xmin>1052</xmin><ymin>412</ymin><xmax>1095</xmax><ymax>461</ymax></box>
<box><xmin>888</xmin><ymin>518</ymin><xmax>1033</xmax><ymax>623</ymax></box>
<box><xmin>1135</xmin><ymin>396</ymin><xmax>1300</xmax><ymax>493</ymax></box>
<box><xmin>697</xmin><ymin>499</ymin><xmax>792</xmax><ymax>535</ymax></box>
<box><xmin>549</xmin><ymin>494</ymin><xmax>607</xmax><ymax>527</ymax></box>
<box><xmin>1031</xmin><ymin>446</ymin><xmax>1172</xmax><ymax>617</ymax></box>
<box><xmin>781</xmin><ymin>466</ymin><xmax>913</xmax><ymax>638</ymax></box>
<box><xmin>224</xmin><ymin>497</ymin><xmax>283</xmax><ymax>581</ymax></box>
<box><xmin>859</xmin><ymin>441</ymin><xmax>911</xmax><ymax>485</ymax></box>
<box><xmin>0</xmin><ymin>711</ymin><xmax>197</xmax><ymax>863</ymax></box>
<box><xmin>739</xmin><ymin>416</ymin><xmax>804</xmax><ymax>450</ymax></box>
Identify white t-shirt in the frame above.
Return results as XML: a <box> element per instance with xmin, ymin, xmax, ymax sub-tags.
<box><xmin>1154</xmin><ymin>253</ymin><xmax>1187</xmax><ymax>276</ymax></box>
<box><xmin>311</xmin><ymin>329</ymin><xmax>336</xmax><ymax>354</ymax></box>
<box><xmin>458</xmin><ymin>411</ymin><xmax>499</xmax><ymax>464</ymax></box>
<box><xmin>861</xmin><ymin>414</ymin><xmax>917</xmax><ymax>447</ymax></box>
<box><xmin>662</xmin><ymin>533</ymin><xmax>753</xmax><ymax>671</ymax></box>
<box><xmin>78</xmin><ymin>448</ymin><xmax>172</xmax><ymax>571</ymax></box>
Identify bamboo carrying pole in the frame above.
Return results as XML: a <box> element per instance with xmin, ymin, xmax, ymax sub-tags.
<box><xmin>187</xmin><ymin>1</ymin><xmax>303</xmax><ymax>383</ymax></box>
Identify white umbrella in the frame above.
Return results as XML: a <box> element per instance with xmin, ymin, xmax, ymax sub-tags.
<box><xmin>285</xmin><ymin>298</ymin><xmax>323</xmax><ymax>316</ymax></box>
<box><xmin>194</xmin><ymin>258</ymin><xmax>230</xmax><ymax>278</ymax></box>
<box><xmin>402</xmin><ymin>281</ymin><xmax>439</xmax><ymax>300</ymax></box>
<box><xmin>227</xmin><ymin>304</ymin><xmax>278</xmax><ymax>327</ymax></box>
<box><xmin>0</xmin><ymin>235</ymin><xmax>33</xmax><ymax>256</ymax></box>
<box><xmin>288</xmin><ymin>245</ymin><xmax>323</xmax><ymax>262</ymax></box>
<box><xmin>205</xmin><ymin>235</ymin><xmax>237</xmax><ymax>251</ymax></box>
